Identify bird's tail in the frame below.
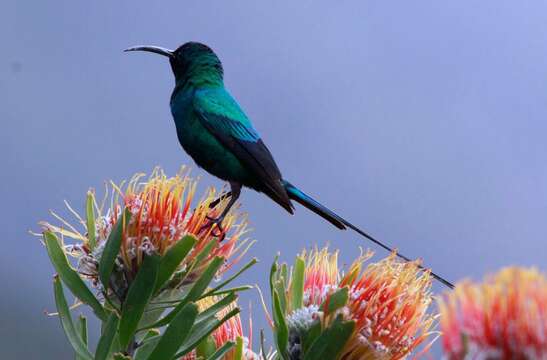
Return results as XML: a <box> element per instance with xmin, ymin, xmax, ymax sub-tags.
<box><xmin>282</xmin><ymin>180</ymin><xmax>454</xmax><ymax>289</ymax></box>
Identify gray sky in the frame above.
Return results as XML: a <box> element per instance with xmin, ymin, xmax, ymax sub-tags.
<box><xmin>2</xmin><ymin>0</ymin><xmax>547</xmax><ymax>358</ymax></box>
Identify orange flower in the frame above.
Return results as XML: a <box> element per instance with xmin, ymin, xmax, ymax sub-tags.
<box><xmin>181</xmin><ymin>296</ymin><xmax>257</xmax><ymax>360</ymax></box>
<box><xmin>439</xmin><ymin>267</ymin><xmax>547</xmax><ymax>360</ymax></box>
<box><xmin>339</xmin><ymin>253</ymin><xmax>436</xmax><ymax>360</ymax></box>
<box><xmin>288</xmin><ymin>247</ymin><xmax>437</xmax><ymax>360</ymax></box>
<box><xmin>41</xmin><ymin>167</ymin><xmax>251</xmax><ymax>287</ymax></box>
<box><xmin>112</xmin><ymin>168</ymin><xmax>249</xmax><ymax>275</ymax></box>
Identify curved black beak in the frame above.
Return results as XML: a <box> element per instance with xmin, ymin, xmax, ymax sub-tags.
<box><xmin>124</xmin><ymin>45</ymin><xmax>174</xmax><ymax>58</ymax></box>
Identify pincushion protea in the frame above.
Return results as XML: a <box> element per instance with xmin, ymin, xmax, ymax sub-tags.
<box><xmin>272</xmin><ymin>246</ymin><xmax>438</xmax><ymax>360</ymax></box>
<box><xmin>40</xmin><ymin>167</ymin><xmax>251</xmax><ymax>291</ymax></box>
<box><xmin>438</xmin><ymin>267</ymin><xmax>547</xmax><ymax>360</ymax></box>
<box><xmin>182</xmin><ymin>295</ymin><xmax>259</xmax><ymax>360</ymax></box>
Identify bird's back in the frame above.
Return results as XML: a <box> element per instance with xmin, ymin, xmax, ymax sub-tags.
<box><xmin>171</xmin><ymin>86</ymin><xmax>293</xmax><ymax>212</ymax></box>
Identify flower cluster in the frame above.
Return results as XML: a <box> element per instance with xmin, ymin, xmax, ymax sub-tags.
<box><xmin>39</xmin><ymin>167</ymin><xmax>547</xmax><ymax>360</ymax></box>
<box><xmin>438</xmin><ymin>267</ymin><xmax>547</xmax><ymax>360</ymax></box>
<box><xmin>273</xmin><ymin>247</ymin><xmax>438</xmax><ymax>360</ymax></box>
<box><xmin>41</xmin><ymin>167</ymin><xmax>251</xmax><ymax>292</ymax></box>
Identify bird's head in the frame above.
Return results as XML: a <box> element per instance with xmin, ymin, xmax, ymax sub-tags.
<box><xmin>125</xmin><ymin>42</ymin><xmax>223</xmax><ymax>86</ymax></box>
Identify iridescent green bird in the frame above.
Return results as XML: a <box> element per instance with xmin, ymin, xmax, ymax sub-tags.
<box><xmin>125</xmin><ymin>42</ymin><xmax>453</xmax><ymax>288</ymax></box>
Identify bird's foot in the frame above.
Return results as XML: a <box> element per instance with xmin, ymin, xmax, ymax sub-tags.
<box><xmin>199</xmin><ymin>215</ymin><xmax>226</xmax><ymax>241</ymax></box>
<box><xmin>209</xmin><ymin>191</ymin><xmax>232</xmax><ymax>209</ymax></box>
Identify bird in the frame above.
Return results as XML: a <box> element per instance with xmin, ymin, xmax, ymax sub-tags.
<box><xmin>124</xmin><ymin>42</ymin><xmax>454</xmax><ymax>289</ymax></box>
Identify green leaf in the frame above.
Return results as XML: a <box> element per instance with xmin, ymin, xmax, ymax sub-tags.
<box><xmin>101</xmin><ymin>319</ymin><xmax>123</xmax><ymax>355</ymax></box>
<box><xmin>269</xmin><ymin>255</ymin><xmax>279</xmax><ymax>294</ymax></box>
<box><xmin>195</xmin><ymin>293</ymin><xmax>237</xmax><ymax>323</ymax></box>
<box><xmin>148</xmin><ymin>303</ymin><xmax>198</xmax><ymax>360</ymax></box>
<box><xmin>168</xmin><ymin>238</ymin><xmax>216</xmax><ymax>287</ymax></box>
<box><xmin>53</xmin><ymin>276</ymin><xmax>93</xmax><ymax>360</ymax></box>
<box><xmin>234</xmin><ymin>336</ymin><xmax>244</xmax><ymax>360</ymax></box>
<box><xmin>144</xmin><ymin>257</ymin><xmax>224</xmax><ymax>330</ymax></box>
<box><xmin>44</xmin><ymin>231</ymin><xmax>106</xmax><ymax>321</ymax></box>
<box><xmin>95</xmin><ymin>312</ymin><xmax>119</xmax><ymax>360</ymax></box>
<box><xmin>113</xmin><ymin>353</ymin><xmax>132</xmax><ymax>360</ymax></box>
<box><xmin>99</xmin><ymin>208</ymin><xmax>131</xmax><ymax>289</ymax></box>
<box><xmin>303</xmin><ymin>315</ymin><xmax>355</xmax><ymax>360</ymax></box>
<box><xmin>301</xmin><ymin>320</ymin><xmax>321</xmax><ymax>354</ymax></box>
<box><xmin>193</xmin><ymin>238</ymin><xmax>217</xmax><ymax>266</ymax></box>
<box><xmin>86</xmin><ymin>191</ymin><xmax>96</xmax><ymax>249</ymax></box>
<box><xmin>136</xmin><ymin>290</ymin><xmax>181</xmax><ymax>339</ymax></box>
<box><xmin>75</xmin><ymin>315</ymin><xmax>88</xmax><ymax>360</ymax></box>
<box><xmin>274</xmin><ymin>279</ymin><xmax>287</xmax><ymax>316</ymax></box>
<box><xmin>119</xmin><ymin>254</ymin><xmax>160</xmax><ymax>349</ymax></box>
<box><xmin>183</xmin><ymin>256</ymin><xmax>225</xmax><ymax>302</ymax></box>
<box><xmin>204</xmin><ymin>285</ymin><xmax>252</xmax><ymax>298</ymax></box>
<box><xmin>76</xmin><ymin>315</ymin><xmax>88</xmax><ymax>345</ymax></box>
<box><xmin>206</xmin><ymin>341</ymin><xmax>235</xmax><ymax>360</ymax></box>
<box><xmin>174</xmin><ymin>307</ymin><xmax>240</xmax><ymax>358</ymax></box>
<box><xmin>143</xmin><ymin>329</ymin><xmax>160</xmax><ymax>340</ymax></box>
<box><xmin>155</xmin><ymin>235</ymin><xmax>196</xmax><ymax>293</ymax></box>
<box><xmin>269</xmin><ymin>256</ymin><xmax>289</xmax><ymax>359</ymax></box>
<box><xmin>196</xmin><ymin>335</ymin><xmax>217</xmax><ymax>358</ymax></box>
<box><xmin>321</xmin><ymin>287</ymin><xmax>349</xmax><ymax>314</ymax></box>
<box><xmin>290</xmin><ymin>257</ymin><xmax>305</xmax><ymax>311</ymax></box>
<box><xmin>133</xmin><ymin>333</ymin><xmax>160</xmax><ymax>360</ymax></box>
<box><xmin>200</xmin><ymin>258</ymin><xmax>258</xmax><ymax>299</ymax></box>
<box><xmin>280</xmin><ymin>263</ymin><xmax>289</xmax><ymax>288</ymax></box>
<box><xmin>272</xmin><ymin>290</ymin><xmax>289</xmax><ymax>360</ymax></box>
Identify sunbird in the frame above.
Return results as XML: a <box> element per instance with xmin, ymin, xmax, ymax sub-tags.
<box><xmin>125</xmin><ymin>42</ymin><xmax>453</xmax><ymax>288</ymax></box>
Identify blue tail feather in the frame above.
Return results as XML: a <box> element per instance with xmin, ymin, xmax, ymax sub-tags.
<box><xmin>283</xmin><ymin>180</ymin><xmax>346</xmax><ymax>229</ymax></box>
<box><xmin>282</xmin><ymin>180</ymin><xmax>454</xmax><ymax>289</ymax></box>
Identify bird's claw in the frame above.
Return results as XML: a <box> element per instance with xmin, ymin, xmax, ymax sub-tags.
<box><xmin>209</xmin><ymin>191</ymin><xmax>232</xmax><ymax>209</ymax></box>
<box><xmin>199</xmin><ymin>215</ymin><xmax>226</xmax><ymax>240</ymax></box>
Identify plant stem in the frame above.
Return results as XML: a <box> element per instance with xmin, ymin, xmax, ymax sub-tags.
<box><xmin>126</xmin><ymin>337</ymin><xmax>138</xmax><ymax>357</ymax></box>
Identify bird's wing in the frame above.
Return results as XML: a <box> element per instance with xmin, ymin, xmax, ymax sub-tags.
<box><xmin>193</xmin><ymin>88</ymin><xmax>293</xmax><ymax>212</ymax></box>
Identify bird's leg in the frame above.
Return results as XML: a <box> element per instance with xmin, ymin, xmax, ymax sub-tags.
<box><xmin>209</xmin><ymin>191</ymin><xmax>233</xmax><ymax>209</ymax></box>
<box><xmin>200</xmin><ymin>182</ymin><xmax>241</xmax><ymax>239</ymax></box>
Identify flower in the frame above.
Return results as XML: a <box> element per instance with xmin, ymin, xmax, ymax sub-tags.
<box><xmin>302</xmin><ymin>247</ymin><xmax>340</xmax><ymax>306</ymax></box>
<box><xmin>340</xmin><ymin>253</ymin><xmax>436</xmax><ymax>360</ymax></box>
<box><xmin>284</xmin><ymin>247</ymin><xmax>437</xmax><ymax>360</ymax></box>
<box><xmin>181</xmin><ymin>295</ymin><xmax>258</xmax><ymax>360</ymax></box>
<box><xmin>438</xmin><ymin>267</ymin><xmax>547</xmax><ymax>360</ymax></box>
<box><xmin>41</xmin><ymin>167</ymin><xmax>252</xmax><ymax>291</ymax></box>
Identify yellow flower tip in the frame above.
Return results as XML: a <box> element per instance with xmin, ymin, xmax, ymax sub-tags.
<box><xmin>439</xmin><ymin>266</ymin><xmax>547</xmax><ymax>359</ymax></box>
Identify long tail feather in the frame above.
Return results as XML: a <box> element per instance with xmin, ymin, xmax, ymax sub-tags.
<box><xmin>283</xmin><ymin>180</ymin><xmax>454</xmax><ymax>289</ymax></box>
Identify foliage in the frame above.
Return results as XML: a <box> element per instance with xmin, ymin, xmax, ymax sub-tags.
<box><xmin>41</xmin><ymin>168</ymin><xmax>257</xmax><ymax>359</ymax></box>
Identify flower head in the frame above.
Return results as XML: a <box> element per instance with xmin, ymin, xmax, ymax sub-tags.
<box><xmin>284</xmin><ymin>247</ymin><xmax>437</xmax><ymax>360</ymax></box>
<box><xmin>438</xmin><ymin>267</ymin><xmax>547</xmax><ymax>360</ymax></box>
<box><xmin>339</xmin><ymin>252</ymin><xmax>436</xmax><ymax>360</ymax></box>
<box><xmin>182</xmin><ymin>295</ymin><xmax>258</xmax><ymax>360</ymax></box>
<box><xmin>41</xmin><ymin>167</ymin><xmax>251</xmax><ymax>291</ymax></box>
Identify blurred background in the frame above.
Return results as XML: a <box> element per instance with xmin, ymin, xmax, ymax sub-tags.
<box><xmin>2</xmin><ymin>0</ymin><xmax>547</xmax><ymax>358</ymax></box>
